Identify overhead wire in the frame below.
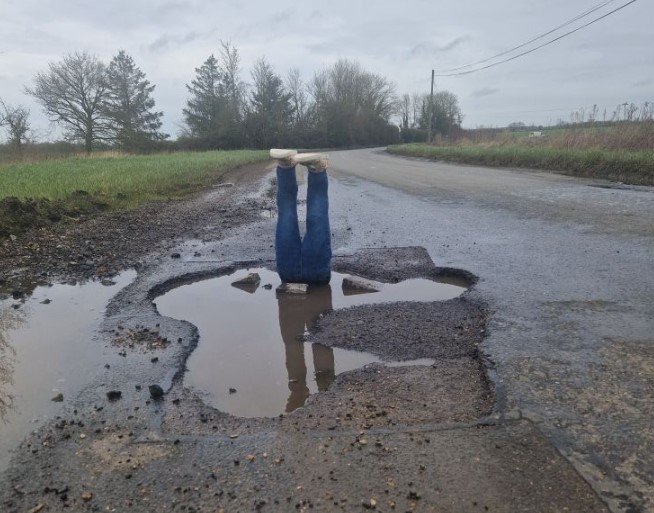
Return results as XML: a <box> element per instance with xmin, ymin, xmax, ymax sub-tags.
<box><xmin>434</xmin><ymin>0</ymin><xmax>638</xmax><ymax>77</ymax></box>
<box><xmin>438</xmin><ymin>0</ymin><xmax>618</xmax><ymax>73</ymax></box>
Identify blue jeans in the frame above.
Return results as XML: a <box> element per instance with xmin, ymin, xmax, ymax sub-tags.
<box><xmin>275</xmin><ymin>165</ymin><xmax>331</xmax><ymax>284</ymax></box>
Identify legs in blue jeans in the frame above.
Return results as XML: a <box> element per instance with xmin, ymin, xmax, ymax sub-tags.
<box><xmin>275</xmin><ymin>166</ymin><xmax>332</xmax><ymax>284</ymax></box>
<box><xmin>275</xmin><ymin>166</ymin><xmax>302</xmax><ymax>282</ymax></box>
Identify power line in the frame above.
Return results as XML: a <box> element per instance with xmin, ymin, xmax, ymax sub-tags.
<box><xmin>438</xmin><ymin>0</ymin><xmax>618</xmax><ymax>73</ymax></box>
<box><xmin>434</xmin><ymin>0</ymin><xmax>638</xmax><ymax>77</ymax></box>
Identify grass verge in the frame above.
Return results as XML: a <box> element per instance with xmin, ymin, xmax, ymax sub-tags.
<box><xmin>0</xmin><ymin>150</ymin><xmax>268</xmax><ymax>237</ymax></box>
<box><xmin>387</xmin><ymin>144</ymin><xmax>654</xmax><ymax>186</ymax></box>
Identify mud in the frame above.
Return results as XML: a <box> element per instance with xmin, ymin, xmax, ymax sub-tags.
<box><xmin>0</xmin><ymin>163</ymin><xmax>269</xmax><ymax>298</ymax></box>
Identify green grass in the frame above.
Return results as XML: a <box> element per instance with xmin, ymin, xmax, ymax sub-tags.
<box><xmin>0</xmin><ymin>150</ymin><xmax>269</xmax><ymax>237</ymax></box>
<box><xmin>387</xmin><ymin>144</ymin><xmax>654</xmax><ymax>186</ymax></box>
<box><xmin>0</xmin><ymin>150</ymin><xmax>269</xmax><ymax>206</ymax></box>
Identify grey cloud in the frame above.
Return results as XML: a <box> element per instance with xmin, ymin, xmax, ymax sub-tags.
<box><xmin>2</xmin><ymin>0</ymin><xmax>651</xmax><ymax>135</ymax></box>
<box><xmin>147</xmin><ymin>31</ymin><xmax>203</xmax><ymax>52</ymax></box>
<box><xmin>268</xmin><ymin>8</ymin><xmax>294</xmax><ymax>25</ymax></box>
<box><xmin>471</xmin><ymin>87</ymin><xmax>499</xmax><ymax>97</ymax></box>
<box><xmin>409</xmin><ymin>36</ymin><xmax>470</xmax><ymax>57</ymax></box>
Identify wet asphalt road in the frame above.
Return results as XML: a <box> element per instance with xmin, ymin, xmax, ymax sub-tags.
<box><xmin>2</xmin><ymin>150</ymin><xmax>652</xmax><ymax>512</ymax></box>
<box><xmin>327</xmin><ymin>148</ymin><xmax>654</xmax><ymax>510</ymax></box>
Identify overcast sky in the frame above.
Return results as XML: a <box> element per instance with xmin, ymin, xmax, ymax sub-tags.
<box><xmin>0</xmin><ymin>0</ymin><xmax>652</xmax><ymax>138</ymax></box>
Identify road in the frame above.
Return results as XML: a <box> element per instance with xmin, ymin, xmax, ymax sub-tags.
<box><xmin>328</xmin><ymin>148</ymin><xmax>654</xmax><ymax>511</ymax></box>
<box><xmin>1</xmin><ymin>149</ymin><xmax>652</xmax><ymax>513</ymax></box>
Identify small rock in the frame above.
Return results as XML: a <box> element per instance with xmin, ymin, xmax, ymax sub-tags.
<box><xmin>170</xmin><ymin>253</ymin><xmax>181</xmax><ymax>259</ymax></box>
<box><xmin>40</xmin><ymin>299</ymin><xmax>51</xmax><ymax>304</ymax></box>
<box><xmin>149</xmin><ymin>384</ymin><xmax>164</xmax><ymax>399</ymax></box>
<box><xmin>276</xmin><ymin>282</ymin><xmax>308</xmax><ymax>295</ymax></box>
<box><xmin>150</xmin><ymin>357</ymin><xmax>159</xmax><ymax>363</ymax></box>
<box><xmin>362</xmin><ymin>498</ymin><xmax>377</xmax><ymax>509</ymax></box>
<box><xmin>51</xmin><ymin>393</ymin><xmax>64</xmax><ymax>402</ymax></box>
<box><xmin>229</xmin><ymin>387</ymin><xmax>237</xmax><ymax>394</ymax></box>
<box><xmin>81</xmin><ymin>492</ymin><xmax>93</xmax><ymax>501</ymax></box>
<box><xmin>106</xmin><ymin>390</ymin><xmax>122</xmax><ymax>401</ymax></box>
<box><xmin>232</xmin><ymin>273</ymin><xmax>261</xmax><ymax>286</ymax></box>
<box><xmin>246</xmin><ymin>454</ymin><xmax>255</xmax><ymax>462</ymax></box>
<box><xmin>263</xmin><ymin>284</ymin><xmax>273</xmax><ymax>290</ymax></box>
<box><xmin>342</xmin><ymin>276</ymin><xmax>381</xmax><ymax>294</ymax></box>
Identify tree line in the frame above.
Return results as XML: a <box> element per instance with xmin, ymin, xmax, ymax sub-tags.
<box><xmin>0</xmin><ymin>42</ymin><xmax>464</xmax><ymax>154</ymax></box>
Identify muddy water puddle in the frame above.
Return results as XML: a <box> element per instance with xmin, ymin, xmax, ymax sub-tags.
<box><xmin>0</xmin><ymin>271</ymin><xmax>136</xmax><ymax>471</ymax></box>
<box><xmin>155</xmin><ymin>268</ymin><xmax>465</xmax><ymax>418</ymax></box>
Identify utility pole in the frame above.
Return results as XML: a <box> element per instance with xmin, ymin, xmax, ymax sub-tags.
<box><xmin>428</xmin><ymin>69</ymin><xmax>435</xmax><ymax>144</ymax></box>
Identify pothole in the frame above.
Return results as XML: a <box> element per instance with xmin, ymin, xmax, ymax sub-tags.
<box><xmin>155</xmin><ymin>267</ymin><xmax>466</xmax><ymax>418</ymax></box>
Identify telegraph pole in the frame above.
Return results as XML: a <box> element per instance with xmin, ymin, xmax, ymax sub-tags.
<box><xmin>428</xmin><ymin>69</ymin><xmax>435</xmax><ymax>144</ymax></box>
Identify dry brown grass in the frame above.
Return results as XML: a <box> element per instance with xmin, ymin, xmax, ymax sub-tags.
<box><xmin>450</xmin><ymin>121</ymin><xmax>654</xmax><ymax>152</ymax></box>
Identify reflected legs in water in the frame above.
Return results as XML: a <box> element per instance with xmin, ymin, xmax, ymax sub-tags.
<box><xmin>277</xmin><ymin>284</ymin><xmax>335</xmax><ymax>412</ymax></box>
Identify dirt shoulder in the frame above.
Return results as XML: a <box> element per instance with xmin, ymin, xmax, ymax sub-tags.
<box><xmin>0</xmin><ymin>162</ymin><xmax>273</xmax><ymax>298</ymax></box>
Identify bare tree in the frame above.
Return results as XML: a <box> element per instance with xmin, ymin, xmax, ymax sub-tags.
<box><xmin>0</xmin><ymin>99</ymin><xmax>30</xmax><ymax>153</ymax></box>
<box><xmin>286</xmin><ymin>68</ymin><xmax>309</xmax><ymax>126</ymax></box>
<box><xmin>411</xmin><ymin>93</ymin><xmax>423</xmax><ymax>127</ymax></box>
<box><xmin>416</xmin><ymin>90</ymin><xmax>462</xmax><ymax>135</ymax></box>
<box><xmin>219</xmin><ymin>41</ymin><xmax>245</xmax><ymax>122</ymax></box>
<box><xmin>399</xmin><ymin>94</ymin><xmax>411</xmax><ymax>130</ymax></box>
<box><xmin>310</xmin><ymin>59</ymin><xmax>398</xmax><ymax>146</ymax></box>
<box><xmin>26</xmin><ymin>52</ymin><xmax>111</xmax><ymax>152</ymax></box>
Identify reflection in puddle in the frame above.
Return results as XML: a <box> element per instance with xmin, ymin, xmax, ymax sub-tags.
<box><xmin>155</xmin><ymin>268</ymin><xmax>465</xmax><ymax>418</ymax></box>
<box><xmin>0</xmin><ymin>271</ymin><xmax>136</xmax><ymax>471</ymax></box>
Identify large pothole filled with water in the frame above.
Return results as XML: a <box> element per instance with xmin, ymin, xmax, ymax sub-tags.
<box><xmin>155</xmin><ymin>268</ymin><xmax>466</xmax><ymax>418</ymax></box>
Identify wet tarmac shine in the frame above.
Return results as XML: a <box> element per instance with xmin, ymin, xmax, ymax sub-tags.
<box><xmin>155</xmin><ymin>268</ymin><xmax>464</xmax><ymax>417</ymax></box>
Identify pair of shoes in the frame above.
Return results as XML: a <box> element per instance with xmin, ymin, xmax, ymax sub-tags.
<box><xmin>270</xmin><ymin>149</ymin><xmax>328</xmax><ymax>172</ymax></box>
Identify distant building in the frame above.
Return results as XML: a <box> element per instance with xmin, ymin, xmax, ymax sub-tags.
<box><xmin>529</xmin><ymin>131</ymin><xmax>543</xmax><ymax>137</ymax></box>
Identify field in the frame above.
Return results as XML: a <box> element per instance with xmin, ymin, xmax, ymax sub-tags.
<box><xmin>390</xmin><ymin>123</ymin><xmax>654</xmax><ymax>186</ymax></box>
<box><xmin>0</xmin><ymin>149</ymin><xmax>268</xmax><ymax>236</ymax></box>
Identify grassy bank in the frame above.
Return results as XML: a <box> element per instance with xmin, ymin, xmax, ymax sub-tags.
<box><xmin>387</xmin><ymin>144</ymin><xmax>654</xmax><ymax>186</ymax></box>
<box><xmin>0</xmin><ymin>149</ymin><xmax>268</xmax><ymax>237</ymax></box>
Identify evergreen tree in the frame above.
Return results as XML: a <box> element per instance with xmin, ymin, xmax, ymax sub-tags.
<box><xmin>103</xmin><ymin>50</ymin><xmax>166</xmax><ymax>151</ymax></box>
<box><xmin>183</xmin><ymin>55</ymin><xmax>223</xmax><ymax>141</ymax></box>
<box><xmin>245</xmin><ymin>58</ymin><xmax>293</xmax><ymax>148</ymax></box>
<box><xmin>183</xmin><ymin>44</ymin><xmax>245</xmax><ymax>148</ymax></box>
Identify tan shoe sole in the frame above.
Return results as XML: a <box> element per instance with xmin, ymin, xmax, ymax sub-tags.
<box><xmin>270</xmin><ymin>149</ymin><xmax>297</xmax><ymax>159</ymax></box>
<box><xmin>293</xmin><ymin>152</ymin><xmax>328</xmax><ymax>165</ymax></box>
